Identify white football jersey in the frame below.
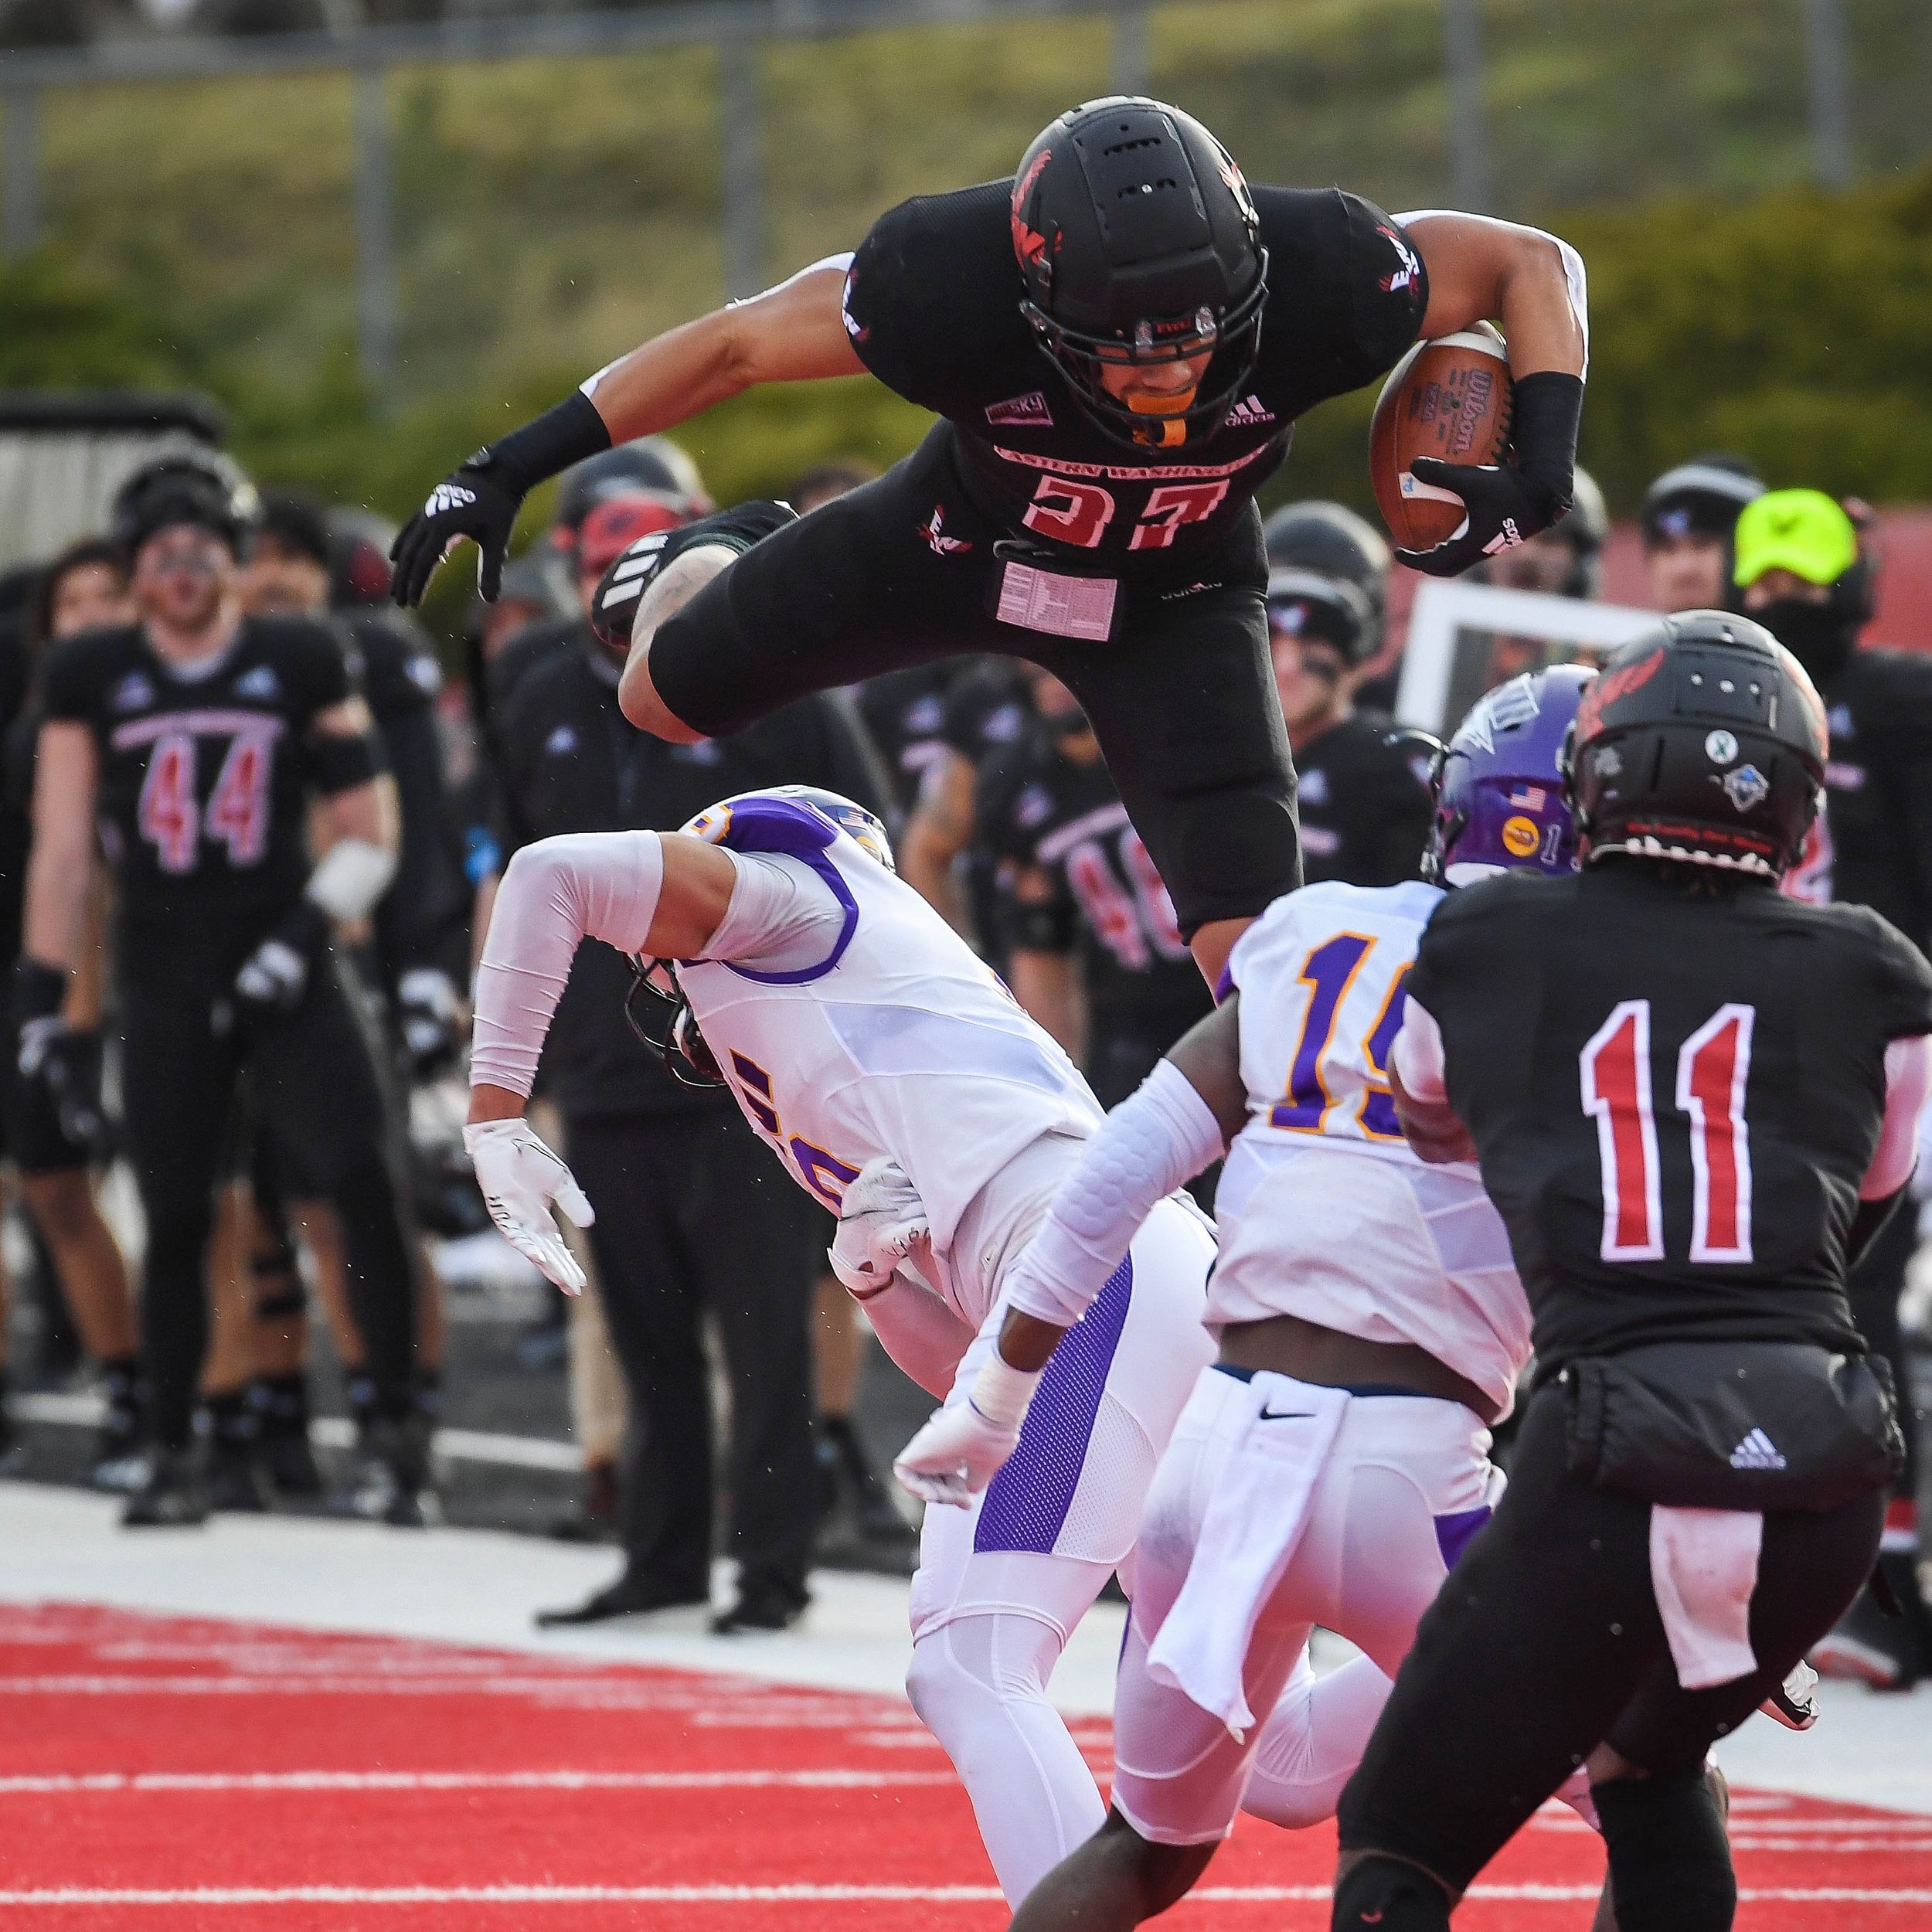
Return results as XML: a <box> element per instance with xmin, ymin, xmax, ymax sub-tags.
<box><xmin>1211</xmin><ymin>879</ymin><xmax>1530</xmax><ymax>1413</ymax></box>
<box><xmin>677</xmin><ymin>805</ymin><xmax>1101</xmax><ymax>1328</ymax></box>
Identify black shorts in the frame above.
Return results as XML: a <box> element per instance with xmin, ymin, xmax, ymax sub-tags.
<box><xmin>2</xmin><ymin>1039</ymin><xmax>99</xmax><ymax>1176</ymax></box>
<box><xmin>651</xmin><ymin>426</ymin><xmax>1301</xmax><ymax>937</ymax></box>
<box><xmin>1336</xmin><ymin>1384</ymin><xmax>1886</xmax><ymax>1893</ymax></box>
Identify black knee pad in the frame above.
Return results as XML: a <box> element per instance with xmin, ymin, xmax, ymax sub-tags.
<box><xmin>1330</xmin><ymin>1854</ymin><xmax>1452</xmax><ymax>1932</ymax></box>
<box><xmin>1594</xmin><ymin>1770</ymin><xmax>1736</xmax><ymax>1932</ymax></box>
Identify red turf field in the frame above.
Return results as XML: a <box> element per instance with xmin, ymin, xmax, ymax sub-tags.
<box><xmin>0</xmin><ymin>1603</ymin><xmax>1925</xmax><ymax>1930</ymax></box>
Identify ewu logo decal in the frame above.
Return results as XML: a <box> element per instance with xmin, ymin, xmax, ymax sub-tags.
<box><xmin>1376</xmin><ymin>224</ymin><xmax>1421</xmax><ymax>294</ymax></box>
<box><xmin>920</xmin><ymin>506</ymin><xmax>971</xmax><ymax>556</ymax></box>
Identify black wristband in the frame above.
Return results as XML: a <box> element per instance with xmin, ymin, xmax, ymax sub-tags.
<box><xmin>657</xmin><ymin>499</ymin><xmax>798</xmax><ymax>573</ymax></box>
<box><xmin>12</xmin><ymin>957</ymin><xmax>68</xmax><ymax>1029</ymax></box>
<box><xmin>470</xmin><ymin>389</ymin><xmax>613</xmax><ymax>497</ymax></box>
<box><xmin>1508</xmin><ymin>371</ymin><xmax>1584</xmax><ymax>513</ymax></box>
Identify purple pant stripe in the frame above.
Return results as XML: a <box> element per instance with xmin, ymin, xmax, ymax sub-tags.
<box><xmin>975</xmin><ymin>1257</ymin><xmax>1134</xmax><ymax>1555</ymax></box>
<box><xmin>1434</xmin><ymin>1505</ymin><xmax>1492</xmax><ymax>1573</ymax></box>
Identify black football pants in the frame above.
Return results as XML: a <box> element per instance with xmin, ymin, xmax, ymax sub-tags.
<box><xmin>1336</xmin><ymin>1386</ymin><xmax>1886</xmax><ymax>1896</ymax></box>
<box><xmin>563</xmin><ymin>1106</ymin><xmax>823</xmax><ymax>1595</ymax></box>
<box><xmin>649</xmin><ymin>426</ymin><xmax>1301</xmax><ymax>940</ymax></box>
<box><xmin>120</xmin><ymin>957</ymin><xmax>417</xmax><ymax>1450</ymax></box>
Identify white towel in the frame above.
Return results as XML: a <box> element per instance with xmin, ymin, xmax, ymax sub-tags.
<box><xmin>1146</xmin><ymin>1373</ymin><xmax>1349</xmax><ymax>1739</ymax></box>
<box><xmin>1649</xmin><ymin>1505</ymin><xmax>1764</xmax><ymax>1690</ymax></box>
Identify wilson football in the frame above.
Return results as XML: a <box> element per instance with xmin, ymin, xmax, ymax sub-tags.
<box><xmin>1369</xmin><ymin>323</ymin><xmax>1515</xmax><ymax>551</ymax></box>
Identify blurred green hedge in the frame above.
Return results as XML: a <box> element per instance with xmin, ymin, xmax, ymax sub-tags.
<box><xmin>4</xmin><ymin>162</ymin><xmax>1930</xmax><ymax>634</ymax></box>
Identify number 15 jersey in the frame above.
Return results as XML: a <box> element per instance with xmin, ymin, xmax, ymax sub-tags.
<box><xmin>1212</xmin><ymin>878</ymin><xmax>1529</xmax><ymax>1417</ymax></box>
<box><xmin>41</xmin><ymin>617</ymin><xmax>358</xmax><ymax>971</ymax></box>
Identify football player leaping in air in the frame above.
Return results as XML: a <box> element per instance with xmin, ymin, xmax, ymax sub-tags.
<box><xmin>396</xmin><ymin>94</ymin><xmax>1587</xmax><ymax>994</ymax></box>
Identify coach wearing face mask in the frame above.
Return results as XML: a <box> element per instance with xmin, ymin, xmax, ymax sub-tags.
<box><xmin>1735</xmin><ymin>485</ymin><xmax>1932</xmax><ymax>1691</ymax></box>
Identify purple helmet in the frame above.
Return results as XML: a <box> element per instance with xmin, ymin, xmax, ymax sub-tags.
<box><xmin>1423</xmin><ymin>665</ymin><xmax>1596</xmax><ymax>886</ymax></box>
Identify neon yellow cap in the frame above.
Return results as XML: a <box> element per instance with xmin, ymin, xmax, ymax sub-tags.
<box><xmin>1733</xmin><ymin>488</ymin><xmax>1858</xmax><ymax>589</ymax></box>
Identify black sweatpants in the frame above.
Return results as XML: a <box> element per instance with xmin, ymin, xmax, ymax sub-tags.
<box><xmin>121</xmin><ymin>955</ymin><xmax>416</xmax><ymax>1450</ymax></box>
<box><xmin>650</xmin><ymin>425</ymin><xmax>1301</xmax><ymax>940</ymax></box>
<box><xmin>564</xmin><ymin>1105</ymin><xmax>823</xmax><ymax>1594</ymax></box>
<box><xmin>1337</xmin><ymin>1385</ymin><xmax>1886</xmax><ymax>1894</ymax></box>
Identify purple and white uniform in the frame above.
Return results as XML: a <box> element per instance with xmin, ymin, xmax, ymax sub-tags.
<box><xmin>474</xmin><ymin>794</ymin><xmax>1213</xmax><ymax>1903</ymax></box>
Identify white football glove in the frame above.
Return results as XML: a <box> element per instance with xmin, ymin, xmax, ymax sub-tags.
<box><xmin>464</xmin><ymin>1117</ymin><xmax>594</xmax><ymax>1295</ymax></box>
<box><xmin>893</xmin><ymin>1351</ymin><xmax>1041</xmax><ymax>1508</ymax></box>
<box><xmin>828</xmin><ymin>1155</ymin><xmax>931</xmax><ymax>1299</ymax></box>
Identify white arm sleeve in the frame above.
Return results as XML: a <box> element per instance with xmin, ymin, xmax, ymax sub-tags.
<box><xmin>471</xmin><ymin>832</ymin><xmax>665</xmax><ymax>1097</ymax></box>
<box><xmin>703</xmin><ymin>850</ymin><xmax>852</xmax><ymax>975</ymax></box>
<box><xmin>860</xmin><ymin>1276</ymin><xmax>977</xmax><ymax>1399</ymax></box>
<box><xmin>1003</xmin><ymin>1058</ymin><xmax>1227</xmax><ymax>1328</ymax></box>
<box><xmin>1390</xmin><ymin>997</ymin><xmax>1449</xmax><ymax>1104</ymax></box>
<box><xmin>1862</xmin><ymin>1033</ymin><xmax>1932</xmax><ymax>1200</ymax></box>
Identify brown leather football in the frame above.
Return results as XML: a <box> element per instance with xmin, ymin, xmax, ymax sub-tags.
<box><xmin>1369</xmin><ymin>323</ymin><xmax>1515</xmax><ymax>550</ymax></box>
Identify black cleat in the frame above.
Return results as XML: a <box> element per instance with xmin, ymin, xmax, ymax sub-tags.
<box><xmin>536</xmin><ymin>1570</ymin><xmax>710</xmax><ymax>1628</ymax></box>
<box><xmin>122</xmin><ymin>1451</ymin><xmax>209</xmax><ymax>1528</ymax></box>
<box><xmin>710</xmin><ymin>1572</ymin><xmax>810</xmax><ymax>1635</ymax></box>
<box><xmin>335</xmin><ymin>1415</ymin><xmax>440</xmax><ymax>1529</ymax></box>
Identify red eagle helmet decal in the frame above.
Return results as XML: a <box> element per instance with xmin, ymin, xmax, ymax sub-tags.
<box><xmin>1011</xmin><ymin>146</ymin><xmax>1053</xmax><ymax>268</ymax></box>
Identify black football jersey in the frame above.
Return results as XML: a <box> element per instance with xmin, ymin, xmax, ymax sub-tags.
<box><xmin>41</xmin><ymin>617</ymin><xmax>359</xmax><ymax>955</ymax></box>
<box><xmin>1294</xmin><ymin>713</ymin><xmax>1434</xmax><ymax>889</ymax></box>
<box><xmin>977</xmin><ymin>726</ymin><xmax>1209</xmax><ymax>1037</ymax></box>
<box><xmin>1410</xmin><ymin>862</ymin><xmax>1932</xmax><ymax>1372</ymax></box>
<box><xmin>854</xmin><ymin>663</ymin><xmax>959</xmax><ymax>813</ymax></box>
<box><xmin>842</xmin><ymin>183</ymin><xmax>1427</xmax><ymax>567</ymax></box>
<box><xmin>1811</xmin><ymin>648</ymin><xmax>1932</xmax><ymax>954</ymax></box>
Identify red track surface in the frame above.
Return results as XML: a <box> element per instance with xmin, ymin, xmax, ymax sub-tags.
<box><xmin>0</xmin><ymin>1604</ymin><xmax>1926</xmax><ymax>1930</ymax></box>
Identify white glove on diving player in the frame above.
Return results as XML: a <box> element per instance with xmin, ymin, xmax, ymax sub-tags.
<box><xmin>464</xmin><ymin>1117</ymin><xmax>595</xmax><ymax>1296</ymax></box>
<box><xmin>828</xmin><ymin>1155</ymin><xmax>932</xmax><ymax>1299</ymax></box>
<box><xmin>893</xmin><ymin>1350</ymin><xmax>1042</xmax><ymax>1508</ymax></box>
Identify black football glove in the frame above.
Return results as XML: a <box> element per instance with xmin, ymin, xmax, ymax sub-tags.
<box><xmin>1394</xmin><ymin>370</ymin><xmax>1586</xmax><ymax>579</ymax></box>
<box><xmin>390</xmin><ymin>390</ymin><xmax>614</xmax><ymax>608</ymax></box>
<box><xmin>589</xmin><ymin>498</ymin><xmax>798</xmax><ymax>654</ymax></box>
<box><xmin>389</xmin><ymin>459</ymin><xmax>524</xmax><ymax>607</ymax></box>
<box><xmin>224</xmin><ymin>901</ymin><xmax>330</xmax><ymax>1031</ymax></box>
<box><xmin>12</xmin><ymin>961</ymin><xmax>111</xmax><ymax>1159</ymax></box>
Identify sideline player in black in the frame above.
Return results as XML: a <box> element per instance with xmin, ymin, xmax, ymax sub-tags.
<box><xmin>1330</xmin><ymin>613</ymin><xmax>1929</xmax><ymax>1932</ymax></box>
<box><xmin>1264</xmin><ymin>543</ymin><xmax>1432</xmax><ymax>887</ymax></box>
<box><xmin>392</xmin><ymin>95</ymin><xmax>1589</xmax><ymax>990</ymax></box>
<box><xmin>977</xmin><ymin>665</ymin><xmax>1209</xmax><ymax>1107</ymax></box>
<box><xmin>15</xmin><ymin>461</ymin><xmax>427</xmax><ymax>1527</ymax></box>
<box><xmin>1730</xmin><ymin>486</ymin><xmax>1932</xmax><ymax>1686</ymax></box>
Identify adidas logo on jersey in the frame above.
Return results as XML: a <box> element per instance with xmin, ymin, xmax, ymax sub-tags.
<box><xmin>1729</xmin><ymin>1427</ymin><xmax>1787</xmax><ymax>1471</ymax></box>
<box><xmin>544</xmin><ymin>725</ymin><xmax>579</xmax><ymax>757</ymax></box>
<box><xmin>233</xmin><ymin>665</ymin><xmax>281</xmax><ymax>702</ymax></box>
<box><xmin>1222</xmin><ymin>393</ymin><xmax>1276</xmax><ymax>427</ymax></box>
<box><xmin>985</xmin><ymin>390</ymin><xmax>1053</xmax><ymax>428</ymax></box>
<box><xmin>111</xmin><ymin>672</ymin><xmax>155</xmax><ymax>713</ymax></box>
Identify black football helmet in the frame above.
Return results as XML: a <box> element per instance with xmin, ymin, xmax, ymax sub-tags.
<box><xmin>1562</xmin><ymin>611</ymin><xmax>1826</xmax><ymax>879</ymax></box>
<box><xmin>1265</xmin><ymin>569</ymin><xmax>1375</xmax><ymax>665</ymax></box>
<box><xmin>1639</xmin><ymin>456</ymin><xmax>1764</xmax><ymax>549</ymax></box>
<box><xmin>110</xmin><ymin>447</ymin><xmax>259</xmax><ymax>557</ymax></box>
<box><xmin>1261</xmin><ymin>500</ymin><xmax>1391</xmax><ymax>652</ymax></box>
<box><xmin>1011</xmin><ymin>97</ymin><xmax>1266</xmax><ymax>451</ymax></box>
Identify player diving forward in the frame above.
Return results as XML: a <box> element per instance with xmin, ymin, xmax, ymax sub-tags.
<box><xmin>463</xmin><ymin>781</ymin><xmax>1223</xmax><ymax>1901</ymax></box>
<box><xmin>895</xmin><ymin>666</ymin><xmax>1811</xmax><ymax>1930</ymax></box>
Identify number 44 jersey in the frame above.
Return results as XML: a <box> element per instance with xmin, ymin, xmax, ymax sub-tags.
<box><xmin>1406</xmin><ymin>862</ymin><xmax>1932</xmax><ymax>1374</ymax></box>
<box><xmin>41</xmin><ymin>617</ymin><xmax>358</xmax><ymax>972</ymax></box>
<box><xmin>1212</xmin><ymin>878</ymin><xmax>1529</xmax><ymax>1420</ymax></box>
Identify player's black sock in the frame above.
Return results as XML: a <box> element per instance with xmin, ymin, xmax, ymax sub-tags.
<box><xmin>1594</xmin><ymin>1770</ymin><xmax>1736</xmax><ymax>1932</ymax></box>
<box><xmin>413</xmin><ymin>1366</ymin><xmax>442</xmax><ymax>1423</ymax></box>
<box><xmin>206</xmin><ymin>1389</ymin><xmax>257</xmax><ymax>1451</ymax></box>
<box><xmin>345</xmin><ymin>1373</ymin><xmax>377</xmax><ymax>1440</ymax></box>
<box><xmin>1329</xmin><ymin>1854</ymin><xmax>1452</xmax><ymax>1930</ymax></box>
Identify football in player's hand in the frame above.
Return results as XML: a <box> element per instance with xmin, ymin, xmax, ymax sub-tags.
<box><xmin>1369</xmin><ymin>325</ymin><xmax>1515</xmax><ymax>551</ymax></box>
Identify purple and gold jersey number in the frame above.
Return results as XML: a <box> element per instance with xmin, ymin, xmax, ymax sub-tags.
<box><xmin>726</xmin><ymin>1050</ymin><xmax>860</xmax><ymax>1208</ymax></box>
